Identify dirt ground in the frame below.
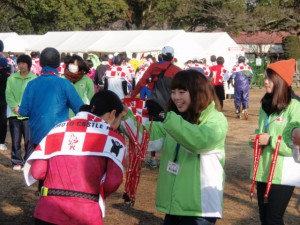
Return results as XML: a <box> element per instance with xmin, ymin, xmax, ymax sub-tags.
<box><xmin>0</xmin><ymin>87</ymin><xmax>300</xmax><ymax>225</ymax></box>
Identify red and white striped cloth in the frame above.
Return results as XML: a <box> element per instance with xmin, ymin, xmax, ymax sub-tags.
<box><xmin>124</xmin><ymin>63</ymin><xmax>135</xmax><ymax>79</ymax></box>
<box><xmin>23</xmin><ymin>112</ymin><xmax>126</xmax><ymax>185</ymax></box>
<box><xmin>185</xmin><ymin>63</ymin><xmax>211</xmax><ymax>76</ymax></box>
<box><xmin>231</xmin><ymin>63</ymin><xmax>253</xmax><ymax>73</ymax></box>
<box><xmin>23</xmin><ymin>112</ymin><xmax>126</xmax><ymax>217</ymax></box>
<box><xmin>104</xmin><ymin>66</ymin><xmax>131</xmax><ymax>84</ymax></box>
<box><xmin>192</xmin><ymin>63</ymin><xmax>211</xmax><ymax>76</ymax></box>
<box><xmin>123</xmin><ymin>98</ymin><xmax>149</xmax><ymax>125</ymax></box>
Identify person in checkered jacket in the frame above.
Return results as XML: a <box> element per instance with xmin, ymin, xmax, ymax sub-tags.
<box><xmin>104</xmin><ymin>53</ymin><xmax>132</xmax><ymax>99</ymax></box>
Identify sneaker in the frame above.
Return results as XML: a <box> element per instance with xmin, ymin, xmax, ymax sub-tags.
<box><xmin>146</xmin><ymin>159</ymin><xmax>158</xmax><ymax>168</ymax></box>
<box><xmin>0</xmin><ymin>143</ymin><xmax>7</xmax><ymax>151</ymax></box>
<box><xmin>13</xmin><ymin>165</ymin><xmax>22</xmax><ymax>171</ymax></box>
<box><xmin>242</xmin><ymin>109</ymin><xmax>249</xmax><ymax>120</ymax></box>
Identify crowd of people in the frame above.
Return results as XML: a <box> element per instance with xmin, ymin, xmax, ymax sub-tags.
<box><xmin>0</xmin><ymin>38</ymin><xmax>300</xmax><ymax>225</ymax></box>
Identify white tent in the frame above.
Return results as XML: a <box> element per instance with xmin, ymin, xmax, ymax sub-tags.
<box><xmin>20</xmin><ymin>35</ymin><xmax>47</xmax><ymax>53</ymax></box>
<box><xmin>123</xmin><ymin>30</ymin><xmax>186</xmax><ymax>52</ymax></box>
<box><xmin>25</xmin><ymin>30</ymin><xmax>205</xmax><ymax>65</ymax></box>
<box><xmin>25</xmin><ymin>31</ymin><xmax>81</xmax><ymax>53</ymax></box>
<box><xmin>0</xmin><ymin>32</ymin><xmax>28</xmax><ymax>53</ymax></box>
<box><xmin>22</xmin><ymin>30</ymin><xmax>240</xmax><ymax>68</ymax></box>
<box><xmin>87</xmin><ymin>30</ymin><xmax>145</xmax><ymax>53</ymax></box>
<box><xmin>56</xmin><ymin>31</ymin><xmax>109</xmax><ymax>53</ymax></box>
<box><xmin>186</xmin><ymin>32</ymin><xmax>244</xmax><ymax>69</ymax></box>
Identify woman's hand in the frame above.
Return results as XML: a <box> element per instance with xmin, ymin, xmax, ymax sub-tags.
<box><xmin>249</xmin><ymin>133</ymin><xmax>270</xmax><ymax>146</ymax></box>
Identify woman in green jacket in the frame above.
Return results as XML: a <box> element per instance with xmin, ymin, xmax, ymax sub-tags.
<box><xmin>249</xmin><ymin>59</ymin><xmax>300</xmax><ymax>225</ymax></box>
<box><xmin>122</xmin><ymin>69</ymin><xmax>228</xmax><ymax>225</ymax></box>
<box><xmin>63</xmin><ymin>54</ymin><xmax>94</xmax><ymax>117</ymax></box>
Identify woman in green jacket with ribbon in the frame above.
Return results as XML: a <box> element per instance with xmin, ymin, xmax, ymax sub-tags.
<box><xmin>122</xmin><ymin>69</ymin><xmax>228</xmax><ymax>225</ymax></box>
<box><xmin>249</xmin><ymin>59</ymin><xmax>300</xmax><ymax>225</ymax></box>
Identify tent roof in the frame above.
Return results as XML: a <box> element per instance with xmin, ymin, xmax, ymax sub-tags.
<box><xmin>20</xmin><ymin>35</ymin><xmax>45</xmax><ymax>52</ymax></box>
<box><xmin>0</xmin><ymin>32</ymin><xmax>28</xmax><ymax>53</ymax></box>
<box><xmin>186</xmin><ymin>32</ymin><xmax>240</xmax><ymax>55</ymax></box>
<box><xmin>0</xmin><ymin>31</ymin><xmax>241</xmax><ymax>67</ymax></box>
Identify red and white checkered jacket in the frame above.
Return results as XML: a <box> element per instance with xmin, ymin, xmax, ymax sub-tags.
<box><xmin>231</xmin><ymin>63</ymin><xmax>253</xmax><ymax>73</ymax></box>
<box><xmin>104</xmin><ymin>66</ymin><xmax>131</xmax><ymax>84</ymax></box>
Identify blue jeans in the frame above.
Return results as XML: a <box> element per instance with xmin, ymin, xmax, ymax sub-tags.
<box><xmin>163</xmin><ymin>214</ymin><xmax>216</xmax><ymax>225</ymax></box>
<box><xmin>9</xmin><ymin>117</ymin><xmax>34</xmax><ymax>166</ymax></box>
<box><xmin>140</xmin><ymin>86</ymin><xmax>151</xmax><ymax>99</ymax></box>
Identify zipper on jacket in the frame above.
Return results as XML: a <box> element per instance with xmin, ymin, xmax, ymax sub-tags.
<box><xmin>168</xmin><ymin>143</ymin><xmax>180</xmax><ymax>214</ymax></box>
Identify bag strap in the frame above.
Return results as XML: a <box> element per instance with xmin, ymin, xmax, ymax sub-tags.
<box><xmin>158</xmin><ymin>62</ymin><xmax>173</xmax><ymax>78</ymax></box>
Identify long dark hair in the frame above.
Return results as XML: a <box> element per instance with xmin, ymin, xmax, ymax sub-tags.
<box><xmin>66</xmin><ymin>54</ymin><xmax>89</xmax><ymax>73</ymax></box>
<box><xmin>167</xmin><ymin>69</ymin><xmax>221</xmax><ymax>124</ymax></box>
<box><xmin>261</xmin><ymin>68</ymin><xmax>292</xmax><ymax>115</ymax></box>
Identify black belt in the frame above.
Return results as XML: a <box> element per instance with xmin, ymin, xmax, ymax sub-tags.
<box><xmin>40</xmin><ymin>186</ymin><xmax>99</xmax><ymax>202</ymax></box>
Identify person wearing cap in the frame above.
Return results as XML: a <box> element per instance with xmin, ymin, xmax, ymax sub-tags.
<box><xmin>131</xmin><ymin>46</ymin><xmax>181</xmax><ymax>167</ymax></box>
<box><xmin>5</xmin><ymin>55</ymin><xmax>37</xmax><ymax>171</ymax></box>
<box><xmin>230</xmin><ymin>56</ymin><xmax>253</xmax><ymax>119</ymax></box>
<box><xmin>248</xmin><ymin>59</ymin><xmax>300</xmax><ymax>225</ymax></box>
<box><xmin>131</xmin><ymin>46</ymin><xmax>182</xmax><ymax>107</ymax></box>
<box><xmin>0</xmin><ymin>49</ymin><xmax>10</xmax><ymax>151</ymax></box>
<box><xmin>23</xmin><ymin>90</ymin><xmax>128</xmax><ymax>225</ymax></box>
<box><xmin>18</xmin><ymin>47</ymin><xmax>83</xmax><ymax>147</ymax></box>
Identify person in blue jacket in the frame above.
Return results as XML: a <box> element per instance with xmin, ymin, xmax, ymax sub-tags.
<box><xmin>19</xmin><ymin>47</ymin><xmax>83</xmax><ymax>147</ymax></box>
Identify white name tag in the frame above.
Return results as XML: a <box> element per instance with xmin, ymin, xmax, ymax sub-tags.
<box><xmin>167</xmin><ymin>161</ymin><xmax>180</xmax><ymax>175</ymax></box>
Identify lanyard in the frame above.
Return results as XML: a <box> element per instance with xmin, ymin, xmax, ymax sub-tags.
<box><xmin>173</xmin><ymin>144</ymin><xmax>180</xmax><ymax>162</ymax></box>
<box><xmin>264</xmin><ymin>112</ymin><xmax>283</xmax><ymax>132</ymax></box>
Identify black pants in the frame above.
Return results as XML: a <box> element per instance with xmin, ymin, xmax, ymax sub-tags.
<box><xmin>214</xmin><ymin>85</ymin><xmax>225</xmax><ymax>109</ymax></box>
<box><xmin>0</xmin><ymin>104</ymin><xmax>7</xmax><ymax>143</ymax></box>
<box><xmin>9</xmin><ymin>117</ymin><xmax>35</xmax><ymax>166</ymax></box>
<box><xmin>163</xmin><ymin>214</ymin><xmax>216</xmax><ymax>225</ymax></box>
<box><xmin>257</xmin><ymin>182</ymin><xmax>295</xmax><ymax>225</ymax></box>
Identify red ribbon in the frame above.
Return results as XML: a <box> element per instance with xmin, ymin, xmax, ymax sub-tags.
<box><xmin>264</xmin><ymin>136</ymin><xmax>281</xmax><ymax>202</ymax></box>
<box><xmin>250</xmin><ymin>135</ymin><xmax>282</xmax><ymax>203</ymax></box>
<box><xmin>250</xmin><ymin>135</ymin><xmax>262</xmax><ymax>199</ymax></box>
<box><xmin>122</xmin><ymin>118</ymin><xmax>153</xmax><ymax>206</ymax></box>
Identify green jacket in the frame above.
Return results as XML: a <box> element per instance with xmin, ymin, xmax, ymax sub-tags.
<box><xmin>5</xmin><ymin>71</ymin><xmax>37</xmax><ymax>119</ymax></box>
<box><xmin>122</xmin><ymin>102</ymin><xmax>228</xmax><ymax>218</ymax></box>
<box><xmin>250</xmin><ymin>99</ymin><xmax>300</xmax><ymax>186</ymax></box>
<box><xmin>63</xmin><ymin>75</ymin><xmax>94</xmax><ymax>117</ymax></box>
